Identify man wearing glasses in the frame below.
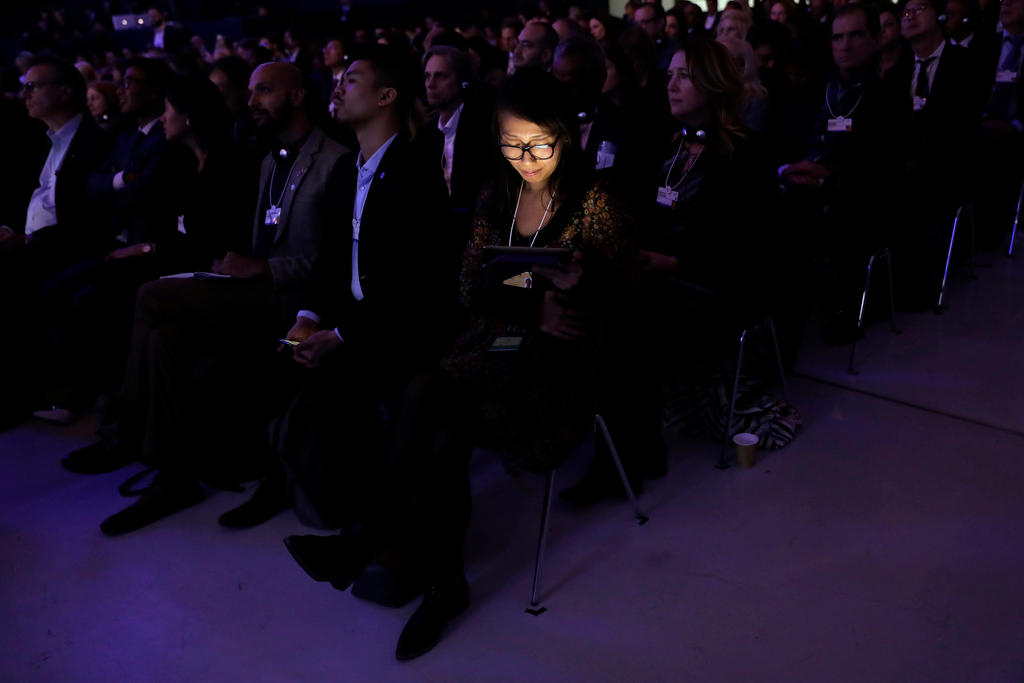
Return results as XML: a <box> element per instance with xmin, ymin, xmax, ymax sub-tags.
<box><xmin>512</xmin><ymin>21</ymin><xmax>559</xmax><ymax>72</ymax></box>
<box><xmin>897</xmin><ymin>0</ymin><xmax>983</xmax><ymax>308</ymax></box>
<box><xmin>0</xmin><ymin>57</ymin><xmax>112</xmax><ymax>426</ymax></box>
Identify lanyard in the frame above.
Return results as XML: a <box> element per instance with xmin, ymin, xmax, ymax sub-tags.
<box><xmin>663</xmin><ymin>138</ymin><xmax>703</xmax><ymax>191</ymax></box>
<box><xmin>825</xmin><ymin>81</ymin><xmax>865</xmax><ymax>120</ymax></box>
<box><xmin>508</xmin><ymin>179</ymin><xmax>555</xmax><ymax>248</ymax></box>
<box><xmin>268</xmin><ymin>158</ymin><xmax>298</xmax><ymax>209</ymax></box>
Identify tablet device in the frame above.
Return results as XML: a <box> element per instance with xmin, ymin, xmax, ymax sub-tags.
<box><xmin>481</xmin><ymin>246</ymin><xmax>572</xmax><ymax>288</ymax></box>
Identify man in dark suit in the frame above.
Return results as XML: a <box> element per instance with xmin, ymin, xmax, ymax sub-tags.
<box><xmin>781</xmin><ymin>4</ymin><xmax>912</xmax><ymax>334</ymax></box>
<box><xmin>0</xmin><ymin>56</ymin><xmax>111</xmax><ymax>426</ymax></box>
<box><xmin>896</xmin><ymin>0</ymin><xmax>986</xmax><ymax>305</ymax></box>
<box><xmin>976</xmin><ymin>0</ymin><xmax>1024</xmax><ymax>245</ymax></box>
<box><xmin>63</xmin><ymin>63</ymin><xmax>350</xmax><ymax>535</ymax></box>
<box><xmin>88</xmin><ymin>57</ymin><xmax>192</xmax><ymax>253</ymax></box>
<box><xmin>274</xmin><ymin>45</ymin><xmax>462</xmax><ymax>662</ymax></box>
<box><xmin>147</xmin><ymin>4</ymin><xmax>188</xmax><ymax>54</ymax></box>
<box><xmin>422</xmin><ymin>45</ymin><xmax>494</xmax><ymax>241</ymax></box>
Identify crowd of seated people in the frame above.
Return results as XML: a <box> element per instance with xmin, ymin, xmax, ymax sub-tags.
<box><xmin>2</xmin><ymin>0</ymin><xmax>1022</xmax><ymax>662</ymax></box>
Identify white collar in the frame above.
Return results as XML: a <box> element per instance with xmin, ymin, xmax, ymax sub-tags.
<box><xmin>48</xmin><ymin>112</ymin><xmax>83</xmax><ymax>142</ymax></box>
<box><xmin>438</xmin><ymin>102</ymin><xmax>465</xmax><ymax>135</ymax></box>
<box><xmin>139</xmin><ymin>118</ymin><xmax>160</xmax><ymax>136</ymax></box>
<box><xmin>357</xmin><ymin>132</ymin><xmax>398</xmax><ymax>174</ymax></box>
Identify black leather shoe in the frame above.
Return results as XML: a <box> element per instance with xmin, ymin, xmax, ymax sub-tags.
<box><xmin>99</xmin><ymin>477</ymin><xmax>204</xmax><ymax>536</ymax></box>
<box><xmin>283</xmin><ymin>530</ymin><xmax>372</xmax><ymax>587</ymax></box>
<box><xmin>63</xmin><ymin>439</ymin><xmax>138</xmax><ymax>475</ymax></box>
<box><xmin>395</xmin><ymin>574</ymin><xmax>470</xmax><ymax>661</ymax></box>
<box><xmin>218</xmin><ymin>479</ymin><xmax>288</xmax><ymax>528</ymax></box>
<box><xmin>350</xmin><ymin>560</ymin><xmax>425</xmax><ymax>607</ymax></box>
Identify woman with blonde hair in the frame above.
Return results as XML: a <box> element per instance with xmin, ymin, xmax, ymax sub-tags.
<box><xmin>716</xmin><ymin>35</ymin><xmax>769</xmax><ymax>132</ymax></box>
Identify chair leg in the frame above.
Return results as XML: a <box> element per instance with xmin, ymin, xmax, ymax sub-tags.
<box><xmin>937</xmin><ymin>206</ymin><xmax>963</xmax><ymax>312</ymax></box>
<box><xmin>718</xmin><ymin>328</ymin><xmax>748</xmax><ymax>468</ymax></box>
<box><xmin>1008</xmin><ymin>177</ymin><xmax>1024</xmax><ymax>258</ymax></box>
<box><xmin>848</xmin><ymin>254</ymin><xmax>876</xmax><ymax>376</ymax></box>
<box><xmin>881</xmin><ymin>249</ymin><xmax>900</xmax><ymax>334</ymax></box>
<box><xmin>527</xmin><ymin>471</ymin><xmax>556</xmax><ymax>614</ymax></box>
<box><xmin>594</xmin><ymin>415</ymin><xmax>648</xmax><ymax>526</ymax></box>
<box><xmin>764</xmin><ymin>315</ymin><xmax>788</xmax><ymax>402</ymax></box>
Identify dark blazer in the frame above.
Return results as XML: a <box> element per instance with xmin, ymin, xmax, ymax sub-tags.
<box><xmin>88</xmin><ymin>120</ymin><xmax>195</xmax><ymax>247</ymax></box>
<box><xmin>426</xmin><ymin>97</ymin><xmax>497</xmax><ymax>227</ymax></box>
<box><xmin>982</xmin><ymin>32</ymin><xmax>1024</xmax><ymax>126</ymax></box>
<box><xmin>249</xmin><ymin>127</ymin><xmax>349</xmax><ymax>321</ymax></box>
<box><xmin>28</xmin><ymin>115</ymin><xmax>113</xmax><ymax>257</ymax></box>
<box><xmin>302</xmin><ymin>134</ymin><xmax>458</xmax><ymax>394</ymax></box>
<box><xmin>900</xmin><ymin>43</ymin><xmax>986</xmax><ymax>204</ymax></box>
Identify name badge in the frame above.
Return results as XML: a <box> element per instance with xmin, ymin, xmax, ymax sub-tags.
<box><xmin>656</xmin><ymin>186</ymin><xmax>679</xmax><ymax>208</ymax></box>
<box><xmin>490</xmin><ymin>336</ymin><xmax>523</xmax><ymax>352</ymax></box>
<box><xmin>352</xmin><ymin>217</ymin><xmax>360</xmax><ymax>240</ymax></box>
<box><xmin>264</xmin><ymin>206</ymin><xmax>282</xmax><ymax>226</ymax></box>
<box><xmin>827</xmin><ymin>117</ymin><xmax>853</xmax><ymax>133</ymax></box>
<box><xmin>913</xmin><ymin>96</ymin><xmax>927</xmax><ymax>112</ymax></box>
<box><xmin>503</xmin><ymin>272</ymin><xmax>533</xmax><ymax>288</ymax></box>
<box><xmin>177</xmin><ymin>214</ymin><xmax>186</xmax><ymax>235</ymax></box>
<box><xmin>996</xmin><ymin>70</ymin><xmax>1018</xmax><ymax>84</ymax></box>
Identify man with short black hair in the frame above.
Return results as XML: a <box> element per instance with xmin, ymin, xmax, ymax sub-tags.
<box><xmin>635</xmin><ymin>1</ymin><xmax>679</xmax><ymax>69</ymax></box>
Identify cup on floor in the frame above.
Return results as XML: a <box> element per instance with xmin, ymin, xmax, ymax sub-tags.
<box><xmin>732</xmin><ymin>433</ymin><xmax>758</xmax><ymax>469</ymax></box>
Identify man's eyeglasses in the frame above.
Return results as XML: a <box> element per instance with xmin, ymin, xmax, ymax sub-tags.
<box><xmin>500</xmin><ymin>139</ymin><xmax>559</xmax><ymax>161</ymax></box>
<box><xmin>902</xmin><ymin>3</ymin><xmax>933</xmax><ymax>17</ymax></box>
<box><xmin>22</xmin><ymin>80</ymin><xmax>59</xmax><ymax>92</ymax></box>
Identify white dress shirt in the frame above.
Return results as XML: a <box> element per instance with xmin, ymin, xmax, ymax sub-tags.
<box><xmin>296</xmin><ymin>133</ymin><xmax>398</xmax><ymax>340</ymax></box>
<box><xmin>437</xmin><ymin>103</ymin><xmax>463</xmax><ymax>195</ymax></box>
<box><xmin>911</xmin><ymin>40</ymin><xmax>945</xmax><ymax>102</ymax></box>
<box><xmin>25</xmin><ymin>113</ymin><xmax>83</xmax><ymax>236</ymax></box>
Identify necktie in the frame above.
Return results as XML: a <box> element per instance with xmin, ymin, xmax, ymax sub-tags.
<box><xmin>915</xmin><ymin>56</ymin><xmax>936</xmax><ymax>99</ymax></box>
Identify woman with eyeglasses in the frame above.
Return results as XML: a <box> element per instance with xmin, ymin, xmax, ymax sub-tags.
<box><xmin>334</xmin><ymin>69</ymin><xmax>637</xmax><ymax>661</ymax></box>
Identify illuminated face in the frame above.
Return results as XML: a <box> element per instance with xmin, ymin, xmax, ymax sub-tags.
<box><xmin>770</xmin><ymin>2</ymin><xmax>790</xmax><ymax>23</ymax></box>
<box><xmin>831</xmin><ymin>11</ymin><xmax>879</xmax><ymax>74</ymax></box>
<box><xmin>635</xmin><ymin>5</ymin><xmax>665</xmax><ymax>38</ymax></box>
<box><xmin>332</xmin><ymin>60</ymin><xmax>384</xmax><ymax>125</ymax></box>
<box><xmin>498</xmin><ymin>111</ymin><xmax>562</xmax><ymax>189</ymax></box>
<box><xmin>514</xmin><ymin>23</ymin><xmax>550</xmax><ymax>69</ymax></box>
<box><xmin>589</xmin><ymin>18</ymin><xmax>606</xmax><ymax>41</ymax></box>
<box><xmin>86</xmin><ymin>87</ymin><xmax>107</xmax><ymax>117</ymax></box>
<box><xmin>900</xmin><ymin>1</ymin><xmax>940</xmax><ymax>42</ymax></box>
<box><xmin>247</xmin><ymin>64</ymin><xmax>296</xmax><ymax>131</ymax></box>
<box><xmin>161</xmin><ymin>98</ymin><xmax>188</xmax><ymax>141</ymax></box>
<box><xmin>424</xmin><ymin>54</ymin><xmax>460</xmax><ymax>110</ymax></box>
<box><xmin>23</xmin><ymin>64</ymin><xmax>67</xmax><ymax>120</ymax></box>
<box><xmin>322</xmin><ymin>39</ymin><xmax>345</xmax><ymax>69</ymax></box>
<box><xmin>666</xmin><ymin>51</ymin><xmax>707</xmax><ymax>122</ymax></box>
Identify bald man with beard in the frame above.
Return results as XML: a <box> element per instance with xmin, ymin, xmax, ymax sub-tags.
<box><xmin>64</xmin><ymin>62</ymin><xmax>351</xmax><ymax>537</ymax></box>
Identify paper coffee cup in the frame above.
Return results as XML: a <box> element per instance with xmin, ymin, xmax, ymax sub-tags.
<box><xmin>733</xmin><ymin>432</ymin><xmax>758</xmax><ymax>468</ymax></box>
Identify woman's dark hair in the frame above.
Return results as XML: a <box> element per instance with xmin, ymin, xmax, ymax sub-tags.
<box><xmin>490</xmin><ymin>69</ymin><xmax>587</xmax><ymax>214</ymax></box>
<box><xmin>165</xmin><ymin>74</ymin><xmax>233</xmax><ymax>154</ymax></box>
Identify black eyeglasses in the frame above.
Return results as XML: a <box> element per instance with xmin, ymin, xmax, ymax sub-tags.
<box><xmin>500</xmin><ymin>138</ymin><xmax>559</xmax><ymax>161</ymax></box>
<box><xmin>902</xmin><ymin>3</ymin><xmax>933</xmax><ymax>17</ymax></box>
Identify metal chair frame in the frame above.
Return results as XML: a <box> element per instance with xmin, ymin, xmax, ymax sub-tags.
<box><xmin>1007</xmin><ymin>175</ymin><xmax>1024</xmax><ymax>257</ymax></box>
<box><xmin>716</xmin><ymin>315</ymin><xmax>788</xmax><ymax>470</ymax></box>
<box><xmin>848</xmin><ymin>248</ymin><xmax>901</xmax><ymax>376</ymax></box>
<box><xmin>936</xmin><ymin>203</ymin><xmax>977</xmax><ymax>312</ymax></box>
<box><xmin>526</xmin><ymin>415</ymin><xmax>648</xmax><ymax>615</ymax></box>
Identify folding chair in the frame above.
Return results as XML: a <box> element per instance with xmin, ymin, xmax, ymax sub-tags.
<box><xmin>936</xmin><ymin>203</ymin><xmax>977</xmax><ymax>312</ymax></box>
<box><xmin>1007</xmin><ymin>175</ymin><xmax>1024</xmax><ymax>257</ymax></box>
<box><xmin>716</xmin><ymin>315</ymin><xmax>788</xmax><ymax>470</ymax></box>
<box><xmin>526</xmin><ymin>415</ymin><xmax>649</xmax><ymax>615</ymax></box>
<box><xmin>848</xmin><ymin>248</ymin><xmax>901</xmax><ymax>376</ymax></box>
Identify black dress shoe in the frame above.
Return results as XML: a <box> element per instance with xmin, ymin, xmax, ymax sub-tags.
<box><xmin>283</xmin><ymin>530</ymin><xmax>372</xmax><ymax>587</ymax></box>
<box><xmin>350</xmin><ymin>560</ymin><xmax>425</xmax><ymax>607</ymax></box>
<box><xmin>395</xmin><ymin>574</ymin><xmax>470</xmax><ymax>661</ymax></box>
<box><xmin>63</xmin><ymin>439</ymin><xmax>138</xmax><ymax>475</ymax></box>
<box><xmin>100</xmin><ymin>477</ymin><xmax>204</xmax><ymax>536</ymax></box>
<box><xmin>218</xmin><ymin>479</ymin><xmax>288</xmax><ymax>528</ymax></box>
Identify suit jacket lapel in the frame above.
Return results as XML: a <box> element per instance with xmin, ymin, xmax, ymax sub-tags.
<box><xmin>273</xmin><ymin>130</ymin><xmax>322</xmax><ymax>246</ymax></box>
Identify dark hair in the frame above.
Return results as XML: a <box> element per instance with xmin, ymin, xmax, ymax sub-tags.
<box><xmin>636</xmin><ymin>2</ymin><xmax>667</xmax><ymax>20</ymax></box>
<box><xmin>553</xmin><ymin>37</ymin><xmax>608</xmax><ymax>108</ymax></box>
<box><xmin>124</xmin><ymin>56</ymin><xmax>173</xmax><ymax>96</ymax></box>
<box><xmin>492</xmin><ymin>69</ymin><xmax>586</xmax><ymax>212</ymax></box>
<box><xmin>165</xmin><ymin>74</ymin><xmax>233</xmax><ymax>153</ymax></box>
<box><xmin>210</xmin><ymin>55</ymin><xmax>252</xmax><ymax>90</ymax></box>
<box><xmin>422</xmin><ymin>45</ymin><xmax>475</xmax><ymax>87</ymax></box>
<box><xmin>896</xmin><ymin>0</ymin><xmax>947</xmax><ymax>19</ymax></box>
<box><xmin>347</xmin><ymin>43</ymin><xmax>418</xmax><ymax>123</ymax></box>
<box><xmin>833</xmin><ymin>3</ymin><xmax>882</xmax><ymax>38</ymax></box>
<box><xmin>28</xmin><ymin>55</ymin><xmax>87</xmax><ymax>111</ymax></box>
